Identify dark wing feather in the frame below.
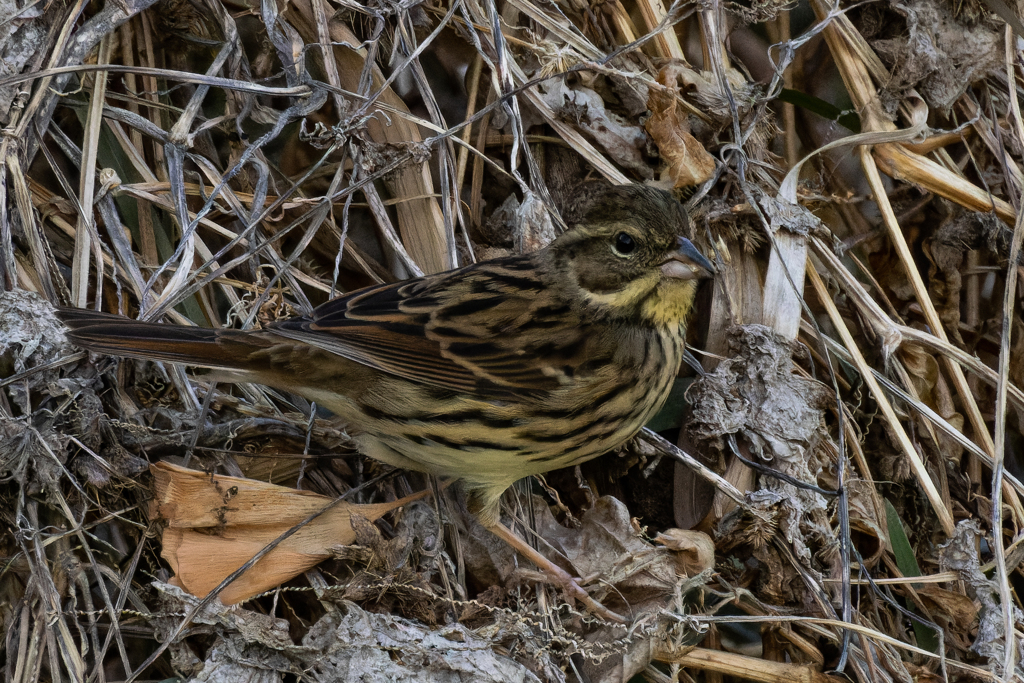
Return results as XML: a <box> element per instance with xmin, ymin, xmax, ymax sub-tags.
<box><xmin>269</xmin><ymin>256</ymin><xmax>594</xmax><ymax>397</ymax></box>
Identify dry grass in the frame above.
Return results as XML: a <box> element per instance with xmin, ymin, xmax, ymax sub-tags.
<box><xmin>1</xmin><ymin>0</ymin><xmax>1023</xmax><ymax>680</ymax></box>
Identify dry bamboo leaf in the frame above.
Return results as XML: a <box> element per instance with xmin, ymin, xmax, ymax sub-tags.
<box><xmin>634</xmin><ymin>0</ymin><xmax>685</xmax><ymax>59</ymax></box>
<box><xmin>759</xmin><ymin>195</ymin><xmax>818</xmax><ymax>340</ymax></box>
<box><xmin>654</xmin><ymin>646</ymin><xmax>832</xmax><ymax>683</ymax></box>
<box><xmin>645</xmin><ymin>66</ymin><xmax>716</xmax><ymax>188</ymax></box>
<box><xmin>874</xmin><ymin>143</ymin><xmax>1015</xmax><ymax>225</ymax></box>
<box><xmin>702</xmin><ymin>238</ymin><xmax>763</xmax><ymax>367</ymax></box>
<box><xmin>150</xmin><ymin>461</ymin><xmax>428</xmax><ymax>604</ymax></box>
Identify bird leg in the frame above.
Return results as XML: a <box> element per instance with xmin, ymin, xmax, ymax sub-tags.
<box><xmin>487</xmin><ymin>519</ymin><xmax>626</xmax><ymax>623</ymax></box>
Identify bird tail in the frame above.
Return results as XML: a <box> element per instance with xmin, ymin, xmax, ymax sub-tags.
<box><xmin>56</xmin><ymin>307</ymin><xmax>276</xmax><ymax>373</ymax></box>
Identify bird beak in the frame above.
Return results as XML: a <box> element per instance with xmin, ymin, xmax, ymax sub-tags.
<box><xmin>661</xmin><ymin>237</ymin><xmax>716</xmax><ymax>280</ymax></box>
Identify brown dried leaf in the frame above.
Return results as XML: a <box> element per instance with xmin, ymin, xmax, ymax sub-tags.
<box><xmin>846</xmin><ymin>480</ymin><xmax>887</xmax><ymax>568</ymax></box>
<box><xmin>918</xmin><ymin>584</ymin><xmax>979</xmax><ymax>634</ymax></box>
<box><xmin>645</xmin><ymin>66</ymin><xmax>716</xmax><ymax>188</ymax></box>
<box><xmin>653</xmin><ymin>529</ymin><xmax>716</xmax><ymax>577</ymax></box>
<box><xmin>150</xmin><ymin>462</ymin><xmax>427</xmax><ymax>604</ymax></box>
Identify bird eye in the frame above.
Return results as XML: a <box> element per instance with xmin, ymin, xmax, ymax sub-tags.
<box><xmin>613</xmin><ymin>232</ymin><xmax>636</xmax><ymax>256</ymax></box>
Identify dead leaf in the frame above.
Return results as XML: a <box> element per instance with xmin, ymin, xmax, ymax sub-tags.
<box><xmin>653</xmin><ymin>528</ymin><xmax>716</xmax><ymax>576</ymax></box>
<box><xmin>846</xmin><ymin>479</ymin><xmax>887</xmax><ymax>568</ymax></box>
<box><xmin>536</xmin><ymin>80</ymin><xmax>654</xmax><ymax>178</ymax></box>
<box><xmin>645</xmin><ymin>65</ymin><xmax>717</xmax><ymax>188</ymax></box>
<box><xmin>533</xmin><ymin>496</ymin><xmax>679</xmax><ymax>683</ymax></box>
<box><xmin>687</xmin><ymin>326</ymin><xmax>834</xmax><ymax>565</ymax></box>
<box><xmin>150</xmin><ymin>461</ymin><xmax>428</xmax><ymax>604</ymax></box>
<box><xmin>918</xmin><ymin>584</ymin><xmax>979</xmax><ymax>648</ymax></box>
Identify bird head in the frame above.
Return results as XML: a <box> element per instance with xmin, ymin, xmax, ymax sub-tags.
<box><xmin>548</xmin><ymin>185</ymin><xmax>715</xmax><ymax>325</ymax></box>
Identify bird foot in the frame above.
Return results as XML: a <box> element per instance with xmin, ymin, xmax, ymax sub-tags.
<box><xmin>488</xmin><ymin>520</ymin><xmax>627</xmax><ymax>623</ymax></box>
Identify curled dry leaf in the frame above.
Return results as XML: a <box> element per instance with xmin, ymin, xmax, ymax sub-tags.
<box><xmin>938</xmin><ymin>520</ymin><xmax>1009</xmax><ymax>663</ymax></box>
<box><xmin>150</xmin><ymin>461</ymin><xmax>428</xmax><ymax>604</ymax></box>
<box><xmin>653</xmin><ymin>528</ymin><xmax>716</xmax><ymax>577</ymax></box>
<box><xmin>687</xmin><ymin>326</ymin><xmax>834</xmax><ymax>565</ymax></box>
<box><xmin>645</xmin><ymin>65</ymin><xmax>717</xmax><ymax>188</ymax></box>
<box><xmin>845</xmin><ymin>480</ymin><xmax>886</xmax><ymax>568</ymax></box>
<box><xmin>531</xmin><ymin>496</ymin><xmax>677</xmax><ymax>607</ymax></box>
<box><xmin>514</xmin><ymin>190</ymin><xmax>559</xmax><ymax>253</ymax></box>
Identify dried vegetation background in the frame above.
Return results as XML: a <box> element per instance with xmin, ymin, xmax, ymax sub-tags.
<box><xmin>1</xmin><ymin>0</ymin><xmax>1023</xmax><ymax>680</ymax></box>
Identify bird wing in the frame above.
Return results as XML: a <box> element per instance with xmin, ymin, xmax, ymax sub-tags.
<box><xmin>269</xmin><ymin>257</ymin><xmax>595</xmax><ymax>397</ymax></box>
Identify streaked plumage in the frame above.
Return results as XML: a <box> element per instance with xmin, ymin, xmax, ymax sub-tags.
<box><xmin>59</xmin><ymin>184</ymin><xmax>713</xmax><ymax>619</ymax></box>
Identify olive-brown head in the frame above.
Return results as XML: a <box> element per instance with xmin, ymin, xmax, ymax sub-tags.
<box><xmin>548</xmin><ymin>185</ymin><xmax>714</xmax><ymax>325</ymax></box>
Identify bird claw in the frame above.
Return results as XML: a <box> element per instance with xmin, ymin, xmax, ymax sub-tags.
<box><xmin>549</xmin><ymin>566</ymin><xmax>626</xmax><ymax>624</ymax></box>
<box><xmin>489</xmin><ymin>520</ymin><xmax>627</xmax><ymax>623</ymax></box>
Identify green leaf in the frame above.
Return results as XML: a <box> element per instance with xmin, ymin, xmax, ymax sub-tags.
<box><xmin>778</xmin><ymin>89</ymin><xmax>861</xmax><ymax>133</ymax></box>
<box><xmin>884</xmin><ymin>499</ymin><xmax>940</xmax><ymax>653</ymax></box>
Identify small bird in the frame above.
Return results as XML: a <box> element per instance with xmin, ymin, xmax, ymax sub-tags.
<box><xmin>59</xmin><ymin>184</ymin><xmax>714</xmax><ymax>621</ymax></box>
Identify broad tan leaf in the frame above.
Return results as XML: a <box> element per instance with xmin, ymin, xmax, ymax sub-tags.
<box><xmin>151</xmin><ymin>461</ymin><xmax>428</xmax><ymax>604</ymax></box>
